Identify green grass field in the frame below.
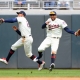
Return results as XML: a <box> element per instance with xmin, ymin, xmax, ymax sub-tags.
<box><xmin>0</xmin><ymin>69</ymin><xmax>80</xmax><ymax>77</ymax></box>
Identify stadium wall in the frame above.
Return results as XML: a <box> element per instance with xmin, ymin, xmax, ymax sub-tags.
<box><xmin>0</xmin><ymin>15</ymin><xmax>79</xmax><ymax>69</ymax></box>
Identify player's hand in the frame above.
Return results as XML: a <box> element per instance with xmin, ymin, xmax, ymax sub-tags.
<box><xmin>46</xmin><ymin>21</ymin><xmax>50</xmax><ymax>25</ymax></box>
<box><xmin>0</xmin><ymin>18</ymin><xmax>4</xmax><ymax>22</ymax></box>
<box><xmin>75</xmin><ymin>29</ymin><xmax>80</xmax><ymax>36</ymax></box>
<box><xmin>22</xmin><ymin>38</ymin><xmax>25</xmax><ymax>43</ymax></box>
<box><xmin>0</xmin><ymin>18</ymin><xmax>4</xmax><ymax>24</ymax></box>
<box><xmin>74</xmin><ymin>32</ymin><xmax>77</xmax><ymax>36</ymax></box>
<box><xmin>12</xmin><ymin>26</ymin><xmax>18</xmax><ymax>31</ymax></box>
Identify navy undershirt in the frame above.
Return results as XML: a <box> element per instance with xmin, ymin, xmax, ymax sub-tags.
<box><xmin>4</xmin><ymin>18</ymin><xmax>17</xmax><ymax>23</ymax></box>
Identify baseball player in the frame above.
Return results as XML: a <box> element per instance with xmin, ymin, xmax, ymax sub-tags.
<box><xmin>36</xmin><ymin>11</ymin><xmax>77</xmax><ymax>71</ymax></box>
<box><xmin>0</xmin><ymin>11</ymin><xmax>45</xmax><ymax>70</ymax></box>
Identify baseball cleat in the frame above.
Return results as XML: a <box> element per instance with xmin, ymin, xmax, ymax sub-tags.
<box><xmin>0</xmin><ymin>58</ymin><xmax>8</xmax><ymax>64</ymax></box>
<box><xmin>49</xmin><ymin>63</ymin><xmax>55</xmax><ymax>71</ymax></box>
<box><xmin>38</xmin><ymin>61</ymin><xmax>45</xmax><ymax>71</ymax></box>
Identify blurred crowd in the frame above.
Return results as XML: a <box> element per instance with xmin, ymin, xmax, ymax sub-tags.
<box><xmin>13</xmin><ymin>0</ymin><xmax>73</xmax><ymax>10</ymax></box>
<box><xmin>43</xmin><ymin>0</ymin><xmax>73</xmax><ymax>10</ymax></box>
<box><xmin>0</xmin><ymin>0</ymin><xmax>78</xmax><ymax>10</ymax></box>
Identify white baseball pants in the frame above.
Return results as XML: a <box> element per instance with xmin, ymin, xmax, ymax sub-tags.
<box><xmin>38</xmin><ymin>37</ymin><xmax>60</xmax><ymax>54</ymax></box>
<box><xmin>11</xmin><ymin>36</ymin><xmax>33</xmax><ymax>57</ymax></box>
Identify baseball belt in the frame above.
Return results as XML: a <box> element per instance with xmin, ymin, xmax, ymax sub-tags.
<box><xmin>22</xmin><ymin>35</ymin><xmax>31</xmax><ymax>38</ymax></box>
<box><xmin>53</xmin><ymin>37</ymin><xmax>60</xmax><ymax>39</ymax></box>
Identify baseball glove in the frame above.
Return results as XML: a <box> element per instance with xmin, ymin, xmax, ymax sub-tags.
<box><xmin>76</xmin><ymin>29</ymin><xmax>80</xmax><ymax>36</ymax></box>
<box><xmin>0</xmin><ymin>18</ymin><xmax>4</xmax><ymax>24</ymax></box>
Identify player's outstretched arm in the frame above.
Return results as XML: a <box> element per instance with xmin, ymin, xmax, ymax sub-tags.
<box><xmin>64</xmin><ymin>27</ymin><xmax>76</xmax><ymax>35</ymax></box>
<box><xmin>13</xmin><ymin>26</ymin><xmax>21</xmax><ymax>36</ymax></box>
<box><xmin>1</xmin><ymin>18</ymin><xmax>17</xmax><ymax>23</ymax></box>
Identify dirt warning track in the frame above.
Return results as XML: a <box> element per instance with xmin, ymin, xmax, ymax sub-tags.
<box><xmin>0</xmin><ymin>77</ymin><xmax>80</xmax><ymax>80</ymax></box>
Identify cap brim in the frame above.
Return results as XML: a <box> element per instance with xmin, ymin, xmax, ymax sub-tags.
<box><xmin>16</xmin><ymin>11</ymin><xmax>26</xmax><ymax>16</ymax></box>
<box><xmin>16</xmin><ymin>12</ymin><xmax>20</xmax><ymax>14</ymax></box>
<box><xmin>49</xmin><ymin>14</ymin><xmax>56</xmax><ymax>15</ymax></box>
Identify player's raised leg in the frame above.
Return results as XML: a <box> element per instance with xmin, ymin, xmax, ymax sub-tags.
<box><xmin>49</xmin><ymin>38</ymin><xmax>60</xmax><ymax>71</ymax></box>
<box><xmin>0</xmin><ymin>38</ymin><xmax>24</xmax><ymax>64</ymax></box>
<box><xmin>24</xmin><ymin>36</ymin><xmax>45</xmax><ymax>70</ymax></box>
<box><xmin>37</xmin><ymin>37</ymin><xmax>51</xmax><ymax>60</ymax></box>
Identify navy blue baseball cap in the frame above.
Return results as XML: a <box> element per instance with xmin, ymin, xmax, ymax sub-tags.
<box><xmin>49</xmin><ymin>11</ymin><xmax>56</xmax><ymax>15</ymax></box>
<box><xmin>16</xmin><ymin>11</ymin><xmax>26</xmax><ymax>16</ymax></box>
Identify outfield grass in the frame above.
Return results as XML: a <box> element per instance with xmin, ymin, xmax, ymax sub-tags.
<box><xmin>0</xmin><ymin>69</ymin><xmax>80</xmax><ymax>77</ymax></box>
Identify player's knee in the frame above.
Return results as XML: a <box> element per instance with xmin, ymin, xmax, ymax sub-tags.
<box><xmin>25</xmin><ymin>53</ymin><xmax>33</xmax><ymax>58</ymax></box>
<box><xmin>11</xmin><ymin>45</ymin><xmax>17</xmax><ymax>51</ymax></box>
<box><xmin>38</xmin><ymin>47</ymin><xmax>45</xmax><ymax>52</ymax></box>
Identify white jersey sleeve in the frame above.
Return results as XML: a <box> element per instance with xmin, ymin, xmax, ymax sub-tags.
<box><xmin>61</xmin><ymin>20</ymin><xmax>68</xmax><ymax>28</ymax></box>
<box><xmin>16</xmin><ymin>17</ymin><xmax>22</xmax><ymax>23</ymax></box>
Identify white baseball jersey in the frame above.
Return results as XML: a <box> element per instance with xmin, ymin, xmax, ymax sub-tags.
<box><xmin>16</xmin><ymin>17</ymin><xmax>31</xmax><ymax>37</ymax></box>
<box><xmin>46</xmin><ymin>18</ymin><xmax>68</xmax><ymax>38</ymax></box>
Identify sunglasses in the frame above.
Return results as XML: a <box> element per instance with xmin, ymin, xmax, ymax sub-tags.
<box><xmin>49</xmin><ymin>14</ymin><xmax>56</xmax><ymax>16</ymax></box>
